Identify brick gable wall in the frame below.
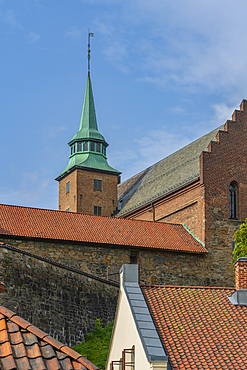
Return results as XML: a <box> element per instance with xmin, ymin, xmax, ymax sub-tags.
<box><xmin>200</xmin><ymin>101</ymin><xmax>247</xmax><ymax>284</ymax></box>
<box><xmin>128</xmin><ymin>180</ymin><xmax>204</xmax><ymax>243</ymax></box>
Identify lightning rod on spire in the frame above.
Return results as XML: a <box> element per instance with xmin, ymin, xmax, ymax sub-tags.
<box><xmin>88</xmin><ymin>29</ymin><xmax>94</xmax><ymax>77</ymax></box>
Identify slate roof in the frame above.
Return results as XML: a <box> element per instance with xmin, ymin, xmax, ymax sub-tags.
<box><xmin>0</xmin><ymin>204</ymin><xmax>206</xmax><ymax>253</ymax></box>
<box><xmin>117</xmin><ymin>125</ymin><xmax>224</xmax><ymax>216</ymax></box>
<box><xmin>0</xmin><ymin>306</ymin><xmax>98</xmax><ymax>370</ymax></box>
<box><xmin>141</xmin><ymin>285</ymin><xmax>247</xmax><ymax>370</ymax></box>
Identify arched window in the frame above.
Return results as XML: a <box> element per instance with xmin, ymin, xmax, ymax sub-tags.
<box><xmin>229</xmin><ymin>182</ymin><xmax>238</xmax><ymax>219</ymax></box>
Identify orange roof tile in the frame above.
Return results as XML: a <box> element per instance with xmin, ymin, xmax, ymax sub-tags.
<box><xmin>0</xmin><ymin>204</ymin><xmax>206</xmax><ymax>253</ymax></box>
<box><xmin>0</xmin><ymin>306</ymin><xmax>98</xmax><ymax>370</ymax></box>
<box><xmin>141</xmin><ymin>285</ymin><xmax>247</xmax><ymax>370</ymax></box>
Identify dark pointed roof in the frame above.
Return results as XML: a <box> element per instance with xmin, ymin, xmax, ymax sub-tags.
<box><xmin>117</xmin><ymin>125</ymin><xmax>224</xmax><ymax>216</ymax></box>
<box><xmin>56</xmin><ymin>76</ymin><xmax>120</xmax><ymax>180</ymax></box>
<box><xmin>72</xmin><ymin>76</ymin><xmax>105</xmax><ymax>142</ymax></box>
<box><xmin>0</xmin><ymin>305</ymin><xmax>98</xmax><ymax>370</ymax></box>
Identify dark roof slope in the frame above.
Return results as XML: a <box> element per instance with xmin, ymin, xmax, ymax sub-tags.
<box><xmin>0</xmin><ymin>204</ymin><xmax>206</xmax><ymax>253</ymax></box>
<box><xmin>141</xmin><ymin>285</ymin><xmax>247</xmax><ymax>370</ymax></box>
<box><xmin>117</xmin><ymin>125</ymin><xmax>224</xmax><ymax>216</ymax></box>
<box><xmin>0</xmin><ymin>306</ymin><xmax>98</xmax><ymax>370</ymax></box>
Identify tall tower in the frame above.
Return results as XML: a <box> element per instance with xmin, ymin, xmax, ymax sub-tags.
<box><xmin>56</xmin><ymin>33</ymin><xmax>121</xmax><ymax>216</ymax></box>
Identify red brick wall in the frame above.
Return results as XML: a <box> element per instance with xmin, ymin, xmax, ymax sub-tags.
<box><xmin>235</xmin><ymin>258</ymin><xmax>247</xmax><ymax>290</ymax></box>
<box><xmin>120</xmin><ymin>101</ymin><xmax>247</xmax><ymax>288</ymax></box>
<box><xmin>126</xmin><ymin>181</ymin><xmax>205</xmax><ymax>243</ymax></box>
<box><xmin>77</xmin><ymin>170</ymin><xmax>118</xmax><ymax>216</ymax></box>
<box><xmin>59</xmin><ymin>169</ymin><xmax>118</xmax><ymax>216</ymax></box>
<box><xmin>201</xmin><ymin>101</ymin><xmax>247</xmax><ymax>272</ymax></box>
<box><xmin>58</xmin><ymin>171</ymin><xmax>78</xmax><ymax>213</ymax></box>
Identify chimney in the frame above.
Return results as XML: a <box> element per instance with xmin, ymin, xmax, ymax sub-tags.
<box><xmin>235</xmin><ymin>257</ymin><xmax>247</xmax><ymax>290</ymax></box>
<box><xmin>228</xmin><ymin>257</ymin><xmax>247</xmax><ymax>305</ymax></box>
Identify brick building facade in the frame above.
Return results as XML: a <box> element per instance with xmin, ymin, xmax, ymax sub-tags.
<box><xmin>117</xmin><ymin>100</ymin><xmax>247</xmax><ymax>282</ymax></box>
<box><xmin>58</xmin><ymin>169</ymin><xmax>119</xmax><ymax>216</ymax></box>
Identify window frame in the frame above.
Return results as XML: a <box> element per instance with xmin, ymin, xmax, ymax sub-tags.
<box><xmin>66</xmin><ymin>181</ymin><xmax>70</xmax><ymax>194</ymax></box>
<box><xmin>93</xmin><ymin>179</ymin><xmax>102</xmax><ymax>191</ymax></box>
<box><xmin>94</xmin><ymin>206</ymin><xmax>102</xmax><ymax>216</ymax></box>
<box><xmin>229</xmin><ymin>181</ymin><xmax>238</xmax><ymax>219</ymax></box>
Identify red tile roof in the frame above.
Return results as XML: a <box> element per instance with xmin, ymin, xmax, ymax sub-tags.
<box><xmin>0</xmin><ymin>306</ymin><xmax>98</xmax><ymax>370</ymax></box>
<box><xmin>141</xmin><ymin>285</ymin><xmax>247</xmax><ymax>370</ymax></box>
<box><xmin>0</xmin><ymin>204</ymin><xmax>206</xmax><ymax>253</ymax></box>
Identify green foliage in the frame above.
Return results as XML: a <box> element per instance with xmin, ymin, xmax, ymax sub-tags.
<box><xmin>232</xmin><ymin>219</ymin><xmax>247</xmax><ymax>263</ymax></box>
<box><xmin>72</xmin><ymin>319</ymin><xmax>114</xmax><ymax>370</ymax></box>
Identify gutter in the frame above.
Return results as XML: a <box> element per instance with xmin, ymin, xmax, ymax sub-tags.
<box><xmin>118</xmin><ymin>177</ymin><xmax>200</xmax><ymax>218</ymax></box>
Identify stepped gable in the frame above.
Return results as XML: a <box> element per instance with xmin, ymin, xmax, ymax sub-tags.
<box><xmin>0</xmin><ymin>306</ymin><xmax>98</xmax><ymax>370</ymax></box>
<box><xmin>200</xmin><ymin>99</ymin><xmax>247</xmax><ymax>184</ymax></box>
<box><xmin>0</xmin><ymin>204</ymin><xmax>206</xmax><ymax>253</ymax></box>
<box><xmin>117</xmin><ymin>125</ymin><xmax>224</xmax><ymax>216</ymax></box>
<box><xmin>141</xmin><ymin>284</ymin><xmax>246</xmax><ymax>370</ymax></box>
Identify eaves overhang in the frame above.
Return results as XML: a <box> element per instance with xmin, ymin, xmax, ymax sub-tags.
<box><xmin>0</xmin><ymin>232</ymin><xmax>207</xmax><ymax>255</ymax></box>
<box><xmin>55</xmin><ymin>164</ymin><xmax>121</xmax><ymax>181</ymax></box>
<box><xmin>117</xmin><ymin>177</ymin><xmax>200</xmax><ymax>218</ymax></box>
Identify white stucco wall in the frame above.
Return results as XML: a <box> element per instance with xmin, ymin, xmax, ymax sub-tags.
<box><xmin>106</xmin><ymin>283</ymin><xmax>150</xmax><ymax>370</ymax></box>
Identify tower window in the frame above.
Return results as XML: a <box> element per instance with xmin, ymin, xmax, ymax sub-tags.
<box><xmin>66</xmin><ymin>181</ymin><xmax>70</xmax><ymax>194</ymax></box>
<box><xmin>230</xmin><ymin>181</ymin><xmax>238</xmax><ymax>219</ymax></box>
<box><xmin>94</xmin><ymin>179</ymin><xmax>102</xmax><ymax>191</ymax></box>
<box><xmin>78</xmin><ymin>142</ymin><xmax>82</xmax><ymax>152</ymax></box>
<box><xmin>94</xmin><ymin>206</ymin><xmax>102</xmax><ymax>216</ymax></box>
<box><xmin>96</xmin><ymin>144</ymin><xmax>100</xmax><ymax>152</ymax></box>
<box><xmin>66</xmin><ymin>208</ymin><xmax>70</xmax><ymax>212</ymax></box>
<box><xmin>83</xmin><ymin>142</ymin><xmax>88</xmax><ymax>151</ymax></box>
<box><xmin>91</xmin><ymin>142</ymin><xmax>95</xmax><ymax>151</ymax></box>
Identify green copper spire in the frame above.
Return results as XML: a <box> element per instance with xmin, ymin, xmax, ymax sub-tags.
<box><xmin>56</xmin><ymin>74</ymin><xmax>120</xmax><ymax>181</ymax></box>
<box><xmin>70</xmin><ymin>76</ymin><xmax>105</xmax><ymax>142</ymax></box>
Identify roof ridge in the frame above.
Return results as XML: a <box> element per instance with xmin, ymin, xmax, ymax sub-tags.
<box><xmin>182</xmin><ymin>224</ymin><xmax>206</xmax><ymax>249</ymax></box>
<box><xmin>140</xmin><ymin>284</ymin><xmax>235</xmax><ymax>290</ymax></box>
<box><xmin>0</xmin><ymin>203</ymin><xmax>206</xmax><ymax>253</ymax></box>
<box><xmin>0</xmin><ymin>202</ymin><xmax>171</xmax><ymax>226</ymax></box>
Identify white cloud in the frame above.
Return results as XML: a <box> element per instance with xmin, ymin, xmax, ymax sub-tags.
<box><xmin>91</xmin><ymin>0</ymin><xmax>247</xmax><ymax>96</ymax></box>
<box><xmin>4</xmin><ymin>9</ymin><xmax>23</xmax><ymax>29</ymax></box>
<box><xmin>212</xmin><ymin>103</ymin><xmax>238</xmax><ymax>125</ymax></box>
<box><xmin>0</xmin><ymin>171</ymin><xmax>56</xmax><ymax>209</ymax></box>
<box><xmin>28</xmin><ymin>32</ymin><xmax>41</xmax><ymax>44</ymax></box>
<box><xmin>66</xmin><ymin>26</ymin><xmax>84</xmax><ymax>41</ymax></box>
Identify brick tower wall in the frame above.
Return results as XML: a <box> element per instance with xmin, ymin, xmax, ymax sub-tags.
<box><xmin>200</xmin><ymin>100</ymin><xmax>247</xmax><ymax>285</ymax></box>
<box><xmin>58</xmin><ymin>169</ymin><xmax>119</xmax><ymax>216</ymax></box>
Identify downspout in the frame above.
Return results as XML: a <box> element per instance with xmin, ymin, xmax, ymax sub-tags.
<box><xmin>152</xmin><ymin>203</ymin><xmax>155</xmax><ymax>222</ymax></box>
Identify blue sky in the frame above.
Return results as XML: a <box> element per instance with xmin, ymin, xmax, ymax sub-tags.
<box><xmin>1</xmin><ymin>0</ymin><xmax>247</xmax><ymax>210</ymax></box>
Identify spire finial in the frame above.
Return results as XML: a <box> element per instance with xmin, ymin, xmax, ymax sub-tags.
<box><xmin>88</xmin><ymin>29</ymin><xmax>94</xmax><ymax>77</ymax></box>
